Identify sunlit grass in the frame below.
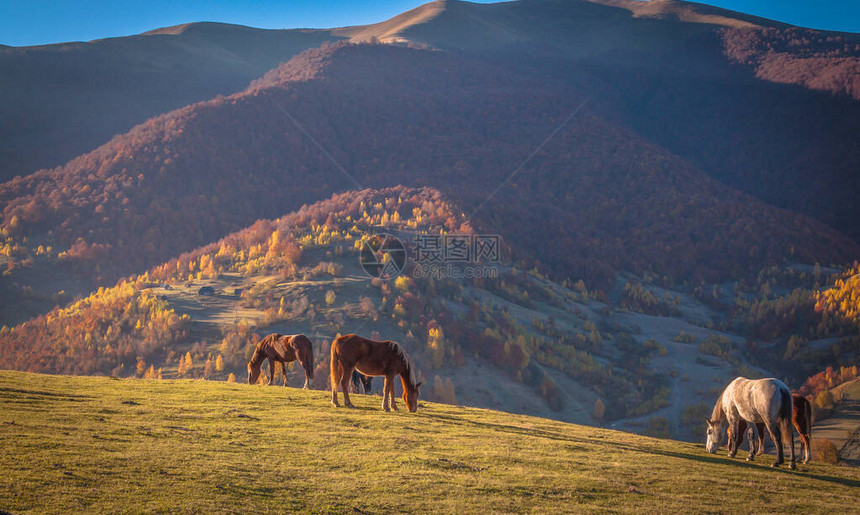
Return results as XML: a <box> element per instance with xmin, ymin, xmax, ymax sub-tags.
<box><xmin>1</xmin><ymin>370</ymin><xmax>857</xmax><ymax>513</ymax></box>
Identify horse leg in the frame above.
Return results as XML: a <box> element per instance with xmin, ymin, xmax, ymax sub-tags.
<box><xmin>787</xmin><ymin>420</ymin><xmax>796</xmax><ymax>470</ymax></box>
<box><xmin>755</xmin><ymin>423</ymin><xmax>766</xmax><ymax>455</ymax></box>
<box><xmin>728</xmin><ymin>419</ymin><xmax>740</xmax><ymax>458</ymax></box>
<box><xmin>268</xmin><ymin>359</ymin><xmax>277</xmax><ymax>386</ymax></box>
<box><xmin>330</xmin><ymin>358</ymin><xmax>341</xmax><ymax>408</ymax></box>
<box><xmin>388</xmin><ymin>374</ymin><xmax>399</xmax><ymax>411</ymax></box>
<box><xmin>795</xmin><ymin>419</ymin><xmax>811</xmax><ymax>464</ymax></box>
<box><xmin>799</xmin><ymin>428</ymin><xmax>811</xmax><ymax>464</ymax></box>
<box><xmin>341</xmin><ymin>366</ymin><xmax>356</xmax><ymax>408</ymax></box>
<box><xmin>764</xmin><ymin>422</ymin><xmax>783</xmax><ymax>467</ymax></box>
<box><xmin>745</xmin><ymin>424</ymin><xmax>756</xmax><ymax>461</ymax></box>
<box><xmin>381</xmin><ymin>376</ymin><xmax>391</xmax><ymax>412</ymax></box>
<box><xmin>279</xmin><ymin>361</ymin><xmax>288</xmax><ymax>387</ymax></box>
<box><xmin>294</xmin><ymin>355</ymin><xmax>310</xmax><ymax>389</ymax></box>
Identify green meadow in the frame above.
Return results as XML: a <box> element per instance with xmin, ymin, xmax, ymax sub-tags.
<box><xmin>1</xmin><ymin>370</ymin><xmax>857</xmax><ymax>513</ymax></box>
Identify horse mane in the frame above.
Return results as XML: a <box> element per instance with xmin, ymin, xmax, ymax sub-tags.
<box><xmin>711</xmin><ymin>392</ymin><xmax>724</xmax><ymax>423</ymax></box>
<box><xmin>249</xmin><ymin>334</ymin><xmax>277</xmax><ymax>366</ymax></box>
<box><xmin>387</xmin><ymin>341</ymin><xmax>416</xmax><ymax>387</ymax></box>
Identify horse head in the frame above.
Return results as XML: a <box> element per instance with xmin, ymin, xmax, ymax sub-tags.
<box><xmin>247</xmin><ymin>360</ymin><xmax>261</xmax><ymax>385</ymax></box>
<box><xmin>704</xmin><ymin>417</ymin><xmax>723</xmax><ymax>453</ymax></box>
<box><xmin>403</xmin><ymin>381</ymin><xmax>422</xmax><ymax>412</ymax></box>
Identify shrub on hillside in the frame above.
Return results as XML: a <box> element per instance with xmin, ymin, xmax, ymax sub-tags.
<box><xmin>812</xmin><ymin>439</ymin><xmax>839</xmax><ymax>464</ymax></box>
<box><xmin>645</xmin><ymin>417</ymin><xmax>672</xmax><ymax>439</ymax></box>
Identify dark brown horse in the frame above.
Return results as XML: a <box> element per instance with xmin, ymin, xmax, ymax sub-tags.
<box><xmin>351</xmin><ymin>370</ymin><xmax>373</xmax><ymax>394</ymax></box>
<box><xmin>729</xmin><ymin>393</ymin><xmax>813</xmax><ymax>464</ymax></box>
<box><xmin>247</xmin><ymin>333</ymin><xmax>314</xmax><ymax>388</ymax></box>
<box><xmin>330</xmin><ymin>334</ymin><xmax>421</xmax><ymax>412</ymax></box>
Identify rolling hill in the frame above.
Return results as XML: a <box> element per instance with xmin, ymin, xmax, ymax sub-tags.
<box><xmin>2</xmin><ymin>37</ymin><xmax>857</xmax><ymax>325</ymax></box>
<box><xmin>2</xmin><ymin>370</ymin><xmax>859</xmax><ymax>512</ymax></box>
<box><xmin>0</xmin><ymin>23</ymin><xmax>340</xmax><ymax>181</ymax></box>
<box><xmin>2</xmin><ymin>0</ymin><xmax>859</xmax><ymax>234</ymax></box>
<box><xmin>1</xmin><ymin>0</ymin><xmax>859</xmax><ymax>438</ymax></box>
<box><xmin>3</xmin><ymin>1</ymin><xmax>860</xmax><ymax>326</ymax></box>
<box><xmin>3</xmin><ymin>186</ymin><xmax>857</xmax><ymax>439</ymax></box>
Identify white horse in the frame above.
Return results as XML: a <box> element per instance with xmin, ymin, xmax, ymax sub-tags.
<box><xmin>705</xmin><ymin>377</ymin><xmax>796</xmax><ymax>469</ymax></box>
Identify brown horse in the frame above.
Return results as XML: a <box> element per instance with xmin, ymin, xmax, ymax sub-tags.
<box><xmin>729</xmin><ymin>393</ymin><xmax>813</xmax><ymax>464</ymax></box>
<box><xmin>247</xmin><ymin>333</ymin><xmax>314</xmax><ymax>388</ymax></box>
<box><xmin>330</xmin><ymin>334</ymin><xmax>421</xmax><ymax>412</ymax></box>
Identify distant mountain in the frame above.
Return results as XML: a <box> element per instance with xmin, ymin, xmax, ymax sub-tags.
<box><xmin>1</xmin><ymin>0</ymin><xmax>859</xmax><ymax>326</ymax></box>
<box><xmin>338</xmin><ymin>0</ymin><xmax>860</xmax><ymax>239</ymax></box>
<box><xmin>0</xmin><ymin>22</ymin><xmax>340</xmax><ymax>181</ymax></box>
<box><xmin>1</xmin><ymin>41</ymin><xmax>857</xmax><ymax>326</ymax></box>
<box><xmin>3</xmin><ymin>0</ymin><xmax>858</xmax><ymax>233</ymax></box>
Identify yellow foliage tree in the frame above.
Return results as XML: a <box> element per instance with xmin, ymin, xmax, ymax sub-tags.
<box><xmin>593</xmin><ymin>398</ymin><xmax>606</xmax><ymax>422</ymax></box>
<box><xmin>428</xmin><ymin>326</ymin><xmax>446</xmax><ymax>368</ymax></box>
<box><xmin>204</xmin><ymin>357</ymin><xmax>214</xmax><ymax>379</ymax></box>
<box><xmin>184</xmin><ymin>352</ymin><xmax>193</xmax><ymax>376</ymax></box>
<box><xmin>177</xmin><ymin>354</ymin><xmax>187</xmax><ymax>376</ymax></box>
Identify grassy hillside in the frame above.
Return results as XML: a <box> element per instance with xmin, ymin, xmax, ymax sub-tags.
<box><xmin>2</xmin><ymin>186</ymin><xmax>857</xmax><ymax>439</ymax></box>
<box><xmin>2</xmin><ymin>370</ymin><xmax>858</xmax><ymax>513</ymax></box>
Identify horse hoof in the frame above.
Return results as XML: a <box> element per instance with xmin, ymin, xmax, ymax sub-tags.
<box><xmin>771</xmin><ymin>462</ymin><xmax>780</xmax><ymax>468</ymax></box>
<box><xmin>746</xmin><ymin>456</ymin><xmax>754</xmax><ymax>462</ymax></box>
<box><xmin>331</xmin><ymin>402</ymin><xmax>340</xmax><ymax>408</ymax></box>
<box><xmin>383</xmin><ymin>406</ymin><xmax>391</xmax><ymax>412</ymax></box>
<box><xmin>789</xmin><ymin>462</ymin><xmax>796</xmax><ymax>470</ymax></box>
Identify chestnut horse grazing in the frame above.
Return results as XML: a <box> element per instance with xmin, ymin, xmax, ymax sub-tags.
<box><xmin>730</xmin><ymin>393</ymin><xmax>813</xmax><ymax>464</ymax></box>
<box><xmin>706</xmin><ymin>377</ymin><xmax>796</xmax><ymax>469</ymax></box>
<box><xmin>330</xmin><ymin>334</ymin><xmax>421</xmax><ymax>412</ymax></box>
<box><xmin>247</xmin><ymin>333</ymin><xmax>314</xmax><ymax>388</ymax></box>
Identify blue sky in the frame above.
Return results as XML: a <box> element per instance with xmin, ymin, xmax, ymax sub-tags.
<box><xmin>1</xmin><ymin>0</ymin><xmax>858</xmax><ymax>47</ymax></box>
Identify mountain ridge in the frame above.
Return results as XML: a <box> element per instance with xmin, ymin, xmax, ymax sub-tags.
<box><xmin>2</xmin><ymin>0</ymin><xmax>859</xmax><ymax>326</ymax></box>
<box><xmin>2</xmin><ymin>42</ymin><xmax>855</xmax><ymax>314</ymax></box>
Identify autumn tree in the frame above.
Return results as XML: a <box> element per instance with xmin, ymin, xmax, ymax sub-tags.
<box><xmin>204</xmin><ymin>357</ymin><xmax>215</xmax><ymax>379</ymax></box>
<box><xmin>593</xmin><ymin>398</ymin><xmax>606</xmax><ymax>422</ymax></box>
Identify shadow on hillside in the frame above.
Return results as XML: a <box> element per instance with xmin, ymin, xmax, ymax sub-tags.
<box><xmin>0</xmin><ymin>386</ymin><xmax>92</xmax><ymax>402</ymax></box>
<box><xmin>638</xmin><ymin>448</ymin><xmax>860</xmax><ymax>488</ymax></box>
<box><xmin>427</xmin><ymin>412</ymin><xmax>860</xmax><ymax>488</ymax></box>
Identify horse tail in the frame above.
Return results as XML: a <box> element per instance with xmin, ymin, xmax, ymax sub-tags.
<box><xmin>292</xmin><ymin>335</ymin><xmax>314</xmax><ymax>379</ymax></box>
<box><xmin>779</xmin><ymin>387</ymin><xmax>793</xmax><ymax>444</ymax></box>
<box><xmin>306</xmin><ymin>338</ymin><xmax>315</xmax><ymax>379</ymax></box>
<box><xmin>330</xmin><ymin>338</ymin><xmax>342</xmax><ymax>392</ymax></box>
